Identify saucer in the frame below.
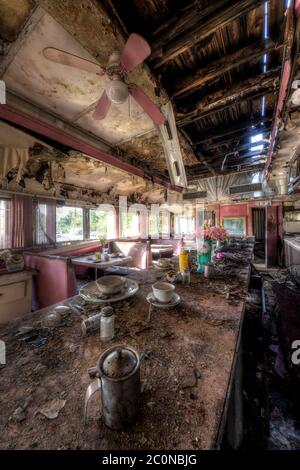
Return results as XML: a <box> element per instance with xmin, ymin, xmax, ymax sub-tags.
<box><xmin>146</xmin><ymin>292</ymin><xmax>181</xmax><ymax>309</ymax></box>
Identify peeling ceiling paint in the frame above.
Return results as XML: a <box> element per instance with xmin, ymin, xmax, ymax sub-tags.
<box><xmin>0</xmin><ymin>121</ymin><xmax>181</xmax><ymax>205</ymax></box>
<box><xmin>0</xmin><ymin>0</ymin><xmax>197</xmax><ymax>175</ymax></box>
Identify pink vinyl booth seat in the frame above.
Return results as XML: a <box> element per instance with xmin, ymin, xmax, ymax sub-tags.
<box><xmin>111</xmin><ymin>241</ymin><xmax>152</xmax><ymax>269</ymax></box>
<box><xmin>24</xmin><ymin>253</ymin><xmax>77</xmax><ymax>310</ymax></box>
<box><xmin>24</xmin><ymin>241</ymin><xmax>101</xmax><ymax>309</ymax></box>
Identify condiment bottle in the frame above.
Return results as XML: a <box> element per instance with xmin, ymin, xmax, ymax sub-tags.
<box><xmin>179</xmin><ymin>250</ymin><xmax>189</xmax><ymax>272</ymax></box>
<box><xmin>100</xmin><ymin>306</ymin><xmax>115</xmax><ymax>342</ymax></box>
<box><xmin>81</xmin><ymin>312</ymin><xmax>102</xmax><ymax>335</ymax></box>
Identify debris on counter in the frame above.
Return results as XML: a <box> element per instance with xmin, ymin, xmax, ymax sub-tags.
<box><xmin>10</xmin><ymin>407</ymin><xmax>26</xmax><ymax>423</ymax></box>
<box><xmin>0</xmin><ymin>255</ymin><xmax>252</xmax><ymax>450</ymax></box>
<box><xmin>19</xmin><ymin>330</ymin><xmax>48</xmax><ymax>348</ymax></box>
<box><xmin>37</xmin><ymin>399</ymin><xmax>66</xmax><ymax>420</ymax></box>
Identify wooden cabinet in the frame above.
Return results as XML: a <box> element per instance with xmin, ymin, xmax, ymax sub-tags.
<box><xmin>0</xmin><ymin>271</ymin><xmax>34</xmax><ymax>324</ymax></box>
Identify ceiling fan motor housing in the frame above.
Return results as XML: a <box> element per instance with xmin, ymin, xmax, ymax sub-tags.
<box><xmin>106</xmin><ymin>51</ymin><xmax>129</xmax><ymax>104</ymax></box>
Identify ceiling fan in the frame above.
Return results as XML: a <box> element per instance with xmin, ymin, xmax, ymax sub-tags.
<box><xmin>43</xmin><ymin>33</ymin><xmax>165</xmax><ymax>125</ymax></box>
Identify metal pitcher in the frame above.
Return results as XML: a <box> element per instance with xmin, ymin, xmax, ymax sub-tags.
<box><xmin>84</xmin><ymin>344</ymin><xmax>141</xmax><ymax>430</ymax></box>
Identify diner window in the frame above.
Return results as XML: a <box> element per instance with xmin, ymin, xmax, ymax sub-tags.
<box><xmin>149</xmin><ymin>206</ymin><xmax>170</xmax><ymax>238</ymax></box>
<box><xmin>120</xmin><ymin>212</ymin><xmax>139</xmax><ymax>238</ymax></box>
<box><xmin>89</xmin><ymin>207</ymin><xmax>116</xmax><ymax>239</ymax></box>
<box><xmin>0</xmin><ymin>198</ymin><xmax>11</xmax><ymax>249</ymax></box>
<box><xmin>174</xmin><ymin>215</ymin><xmax>195</xmax><ymax>239</ymax></box>
<box><xmin>56</xmin><ymin>205</ymin><xmax>83</xmax><ymax>242</ymax></box>
<box><xmin>149</xmin><ymin>213</ymin><xmax>159</xmax><ymax>238</ymax></box>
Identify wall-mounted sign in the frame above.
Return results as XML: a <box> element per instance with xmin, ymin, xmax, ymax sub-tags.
<box><xmin>182</xmin><ymin>191</ymin><xmax>207</xmax><ymax>200</ymax></box>
<box><xmin>256</xmin><ymin>200</ymin><xmax>272</xmax><ymax>206</ymax></box>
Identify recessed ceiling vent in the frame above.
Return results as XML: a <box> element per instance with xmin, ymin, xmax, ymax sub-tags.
<box><xmin>182</xmin><ymin>191</ymin><xmax>207</xmax><ymax>200</ymax></box>
<box><xmin>229</xmin><ymin>183</ymin><xmax>262</xmax><ymax>195</ymax></box>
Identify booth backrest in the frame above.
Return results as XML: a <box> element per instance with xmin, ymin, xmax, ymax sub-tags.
<box><xmin>24</xmin><ymin>254</ymin><xmax>77</xmax><ymax>309</ymax></box>
<box><xmin>150</xmin><ymin>239</ymin><xmax>181</xmax><ymax>255</ymax></box>
<box><xmin>111</xmin><ymin>241</ymin><xmax>151</xmax><ymax>269</ymax></box>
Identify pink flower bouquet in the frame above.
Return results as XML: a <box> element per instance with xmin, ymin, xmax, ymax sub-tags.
<box><xmin>195</xmin><ymin>225</ymin><xmax>228</xmax><ymax>241</ymax></box>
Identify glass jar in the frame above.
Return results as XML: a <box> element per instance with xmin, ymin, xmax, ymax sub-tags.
<box><xmin>181</xmin><ymin>268</ymin><xmax>191</xmax><ymax>285</ymax></box>
<box><xmin>81</xmin><ymin>312</ymin><xmax>102</xmax><ymax>335</ymax></box>
<box><xmin>100</xmin><ymin>306</ymin><xmax>115</xmax><ymax>342</ymax></box>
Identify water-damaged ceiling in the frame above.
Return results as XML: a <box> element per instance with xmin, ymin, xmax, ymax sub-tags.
<box><xmin>0</xmin><ymin>0</ymin><xmax>196</xmax><ymax>182</ymax></box>
<box><xmin>1</xmin><ymin>0</ymin><xmax>300</xmax><ymax>195</ymax></box>
<box><xmin>0</xmin><ymin>120</ymin><xmax>180</xmax><ymax>204</ymax></box>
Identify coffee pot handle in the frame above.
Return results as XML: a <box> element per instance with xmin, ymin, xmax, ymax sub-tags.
<box><xmin>84</xmin><ymin>378</ymin><xmax>101</xmax><ymax>425</ymax></box>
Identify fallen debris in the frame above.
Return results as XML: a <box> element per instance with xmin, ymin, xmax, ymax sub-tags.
<box><xmin>38</xmin><ymin>399</ymin><xmax>66</xmax><ymax>420</ymax></box>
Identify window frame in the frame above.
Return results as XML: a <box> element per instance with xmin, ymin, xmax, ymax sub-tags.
<box><xmin>0</xmin><ymin>197</ymin><xmax>12</xmax><ymax>249</ymax></box>
<box><xmin>55</xmin><ymin>204</ymin><xmax>85</xmax><ymax>244</ymax></box>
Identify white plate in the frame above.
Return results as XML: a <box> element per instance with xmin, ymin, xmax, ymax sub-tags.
<box><xmin>54</xmin><ymin>305</ymin><xmax>71</xmax><ymax>314</ymax></box>
<box><xmin>79</xmin><ymin>279</ymin><xmax>139</xmax><ymax>304</ymax></box>
<box><xmin>146</xmin><ymin>292</ymin><xmax>181</xmax><ymax>309</ymax></box>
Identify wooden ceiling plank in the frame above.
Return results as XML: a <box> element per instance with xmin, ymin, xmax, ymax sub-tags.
<box><xmin>186</xmin><ymin>163</ymin><xmax>265</xmax><ymax>180</ymax></box>
<box><xmin>151</xmin><ymin>0</ymin><xmax>265</xmax><ymax>68</ymax></box>
<box><xmin>201</xmin><ymin>128</ymin><xmax>271</xmax><ymax>150</ymax></box>
<box><xmin>192</xmin><ymin>116</ymin><xmax>273</xmax><ymax>145</ymax></box>
<box><xmin>208</xmin><ymin>150</ymin><xmax>268</xmax><ymax>163</ymax></box>
<box><xmin>177</xmin><ymin>68</ymin><xmax>280</xmax><ymax>127</ymax></box>
<box><xmin>181</xmin><ymin>127</ymin><xmax>216</xmax><ymax>176</ymax></box>
<box><xmin>201</xmin><ymin>139</ymin><xmax>269</xmax><ymax>153</ymax></box>
<box><xmin>172</xmin><ymin>38</ymin><xmax>280</xmax><ymax>99</ymax></box>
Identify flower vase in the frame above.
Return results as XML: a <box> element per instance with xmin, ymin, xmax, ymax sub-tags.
<box><xmin>196</xmin><ymin>239</ymin><xmax>212</xmax><ymax>273</ymax></box>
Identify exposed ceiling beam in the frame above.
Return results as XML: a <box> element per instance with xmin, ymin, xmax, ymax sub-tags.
<box><xmin>186</xmin><ymin>164</ymin><xmax>265</xmax><ymax>180</ymax></box>
<box><xmin>172</xmin><ymin>38</ymin><xmax>280</xmax><ymax>99</ymax></box>
<box><xmin>177</xmin><ymin>69</ymin><xmax>280</xmax><ymax>127</ymax></box>
<box><xmin>0</xmin><ymin>93</ymin><xmax>182</xmax><ymax>192</ymax></box>
<box><xmin>200</xmin><ymin>127</ymin><xmax>272</xmax><ymax>150</ymax></box>
<box><xmin>181</xmin><ymin>128</ymin><xmax>216</xmax><ymax>176</ymax></box>
<box><xmin>209</xmin><ymin>150</ymin><xmax>268</xmax><ymax>163</ymax></box>
<box><xmin>192</xmin><ymin>117</ymin><xmax>273</xmax><ymax>145</ymax></box>
<box><xmin>150</xmin><ymin>0</ymin><xmax>229</xmax><ymax>44</ymax></box>
<box><xmin>151</xmin><ymin>0</ymin><xmax>265</xmax><ymax>68</ymax></box>
<box><xmin>200</xmin><ymin>140</ymin><xmax>268</xmax><ymax>154</ymax></box>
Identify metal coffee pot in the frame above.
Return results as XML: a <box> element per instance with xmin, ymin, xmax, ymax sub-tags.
<box><xmin>84</xmin><ymin>344</ymin><xmax>141</xmax><ymax>430</ymax></box>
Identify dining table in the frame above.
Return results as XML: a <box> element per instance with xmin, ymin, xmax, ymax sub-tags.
<box><xmin>71</xmin><ymin>254</ymin><xmax>132</xmax><ymax>280</ymax></box>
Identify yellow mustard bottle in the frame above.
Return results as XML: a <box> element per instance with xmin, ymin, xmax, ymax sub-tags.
<box><xmin>179</xmin><ymin>250</ymin><xmax>189</xmax><ymax>272</ymax></box>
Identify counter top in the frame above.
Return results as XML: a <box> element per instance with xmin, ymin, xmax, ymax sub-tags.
<box><xmin>284</xmin><ymin>236</ymin><xmax>300</xmax><ymax>250</ymax></box>
<box><xmin>0</xmin><ymin>248</ymin><xmax>252</xmax><ymax>450</ymax></box>
<box><xmin>0</xmin><ymin>269</ymin><xmax>36</xmax><ymax>287</ymax></box>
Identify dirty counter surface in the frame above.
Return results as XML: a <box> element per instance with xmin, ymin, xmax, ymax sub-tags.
<box><xmin>0</xmin><ymin>251</ymin><xmax>252</xmax><ymax>450</ymax></box>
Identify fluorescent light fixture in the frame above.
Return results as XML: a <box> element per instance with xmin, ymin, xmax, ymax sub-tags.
<box><xmin>251</xmin><ymin>145</ymin><xmax>264</xmax><ymax>152</ymax></box>
<box><xmin>251</xmin><ymin>133</ymin><xmax>263</xmax><ymax>143</ymax></box>
<box><xmin>158</xmin><ymin>102</ymin><xmax>188</xmax><ymax>188</ymax></box>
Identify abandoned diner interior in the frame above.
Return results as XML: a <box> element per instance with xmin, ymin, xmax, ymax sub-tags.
<box><xmin>1</xmin><ymin>0</ymin><xmax>300</xmax><ymax>454</ymax></box>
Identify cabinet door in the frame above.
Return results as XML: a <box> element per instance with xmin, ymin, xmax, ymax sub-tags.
<box><xmin>0</xmin><ymin>281</ymin><xmax>26</xmax><ymax>305</ymax></box>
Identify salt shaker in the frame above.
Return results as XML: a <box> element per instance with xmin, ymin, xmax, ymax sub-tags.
<box><xmin>100</xmin><ymin>306</ymin><xmax>115</xmax><ymax>342</ymax></box>
<box><xmin>81</xmin><ymin>312</ymin><xmax>102</xmax><ymax>335</ymax></box>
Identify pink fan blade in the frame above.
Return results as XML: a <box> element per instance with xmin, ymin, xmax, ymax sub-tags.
<box><xmin>93</xmin><ymin>91</ymin><xmax>111</xmax><ymax>120</ymax></box>
<box><xmin>128</xmin><ymin>84</ymin><xmax>165</xmax><ymax>125</ymax></box>
<box><xmin>120</xmin><ymin>34</ymin><xmax>151</xmax><ymax>73</ymax></box>
<box><xmin>43</xmin><ymin>48</ymin><xmax>105</xmax><ymax>75</ymax></box>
